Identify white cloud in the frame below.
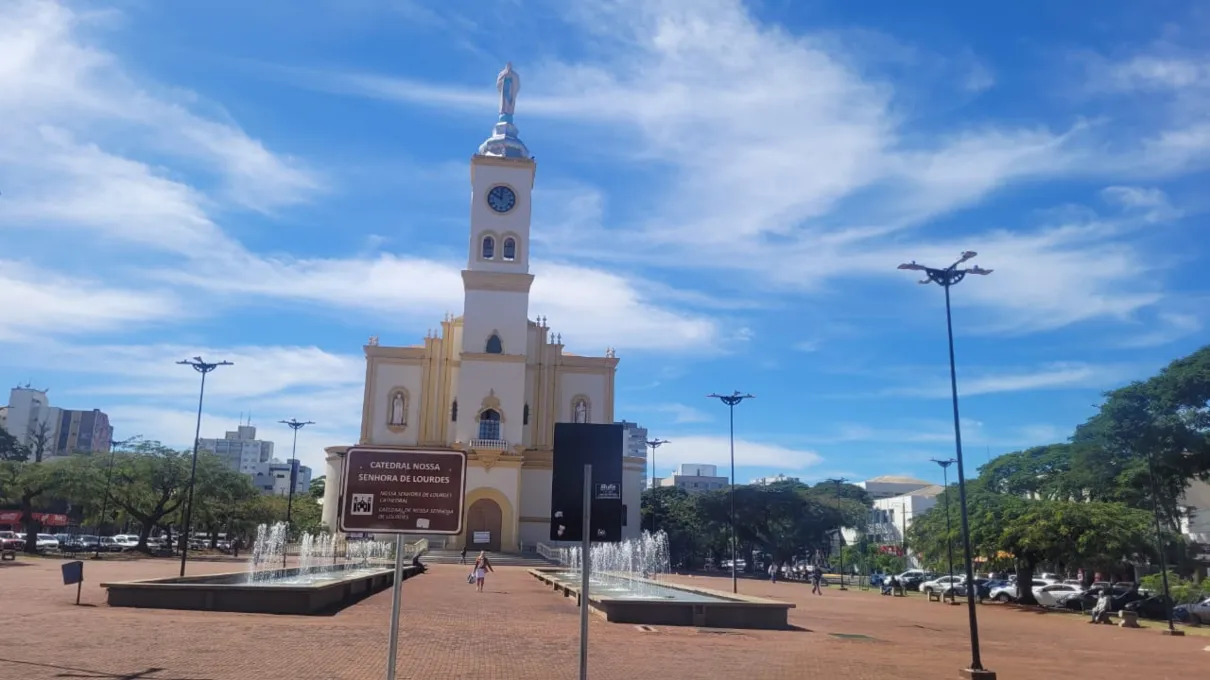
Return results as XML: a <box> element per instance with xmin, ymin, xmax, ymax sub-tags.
<box><xmin>649</xmin><ymin>403</ymin><xmax>713</xmax><ymax>424</ymax></box>
<box><xmin>0</xmin><ymin>261</ymin><xmax>180</xmax><ymax>340</ymax></box>
<box><xmin>654</xmin><ymin>435</ymin><xmax>823</xmax><ymax>473</ymax></box>
<box><xmin>0</xmin><ymin>0</ymin><xmax>319</xmax><ymax>214</ymax></box>
<box><xmin>1116</xmin><ymin>312</ymin><xmax>1204</xmax><ymax>348</ymax></box>
<box><xmin>882</xmin><ymin>362</ymin><xmax>1134</xmax><ymax>399</ymax></box>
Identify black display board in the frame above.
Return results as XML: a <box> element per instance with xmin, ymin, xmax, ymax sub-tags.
<box><xmin>549</xmin><ymin>422</ymin><xmax>623</xmax><ymax>543</ymax></box>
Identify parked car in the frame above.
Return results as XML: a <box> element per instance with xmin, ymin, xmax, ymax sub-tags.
<box><xmin>1124</xmin><ymin>595</ymin><xmax>1173</xmax><ymax>620</ymax></box>
<box><xmin>897</xmin><ymin>570</ymin><xmax>931</xmax><ymax>591</ymax></box>
<box><xmin>36</xmin><ymin>533</ymin><xmax>60</xmax><ymax>551</ymax></box>
<box><xmin>945</xmin><ymin>578</ymin><xmax>994</xmax><ymax>601</ymax></box>
<box><xmin>0</xmin><ymin>531</ymin><xmax>23</xmax><ymax>550</ymax></box>
<box><xmin>61</xmin><ymin>534</ymin><xmax>100</xmax><ymax>551</ymax></box>
<box><xmin>920</xmin><ymin>575</ymin><xmax>965</xmax><ymax>594</ymax></box>
<box><xmin>989</xmin><ymin>579</ymin><xmax>1056</xmax><ymax>603</ymax></box>
<box><xmin>1174</xmin><ymin>597</ymin><xmax>1210</xmax><ymax>624</ymax></box>
<box><xmin>1032</xmin><ymin>583</ymin><xmax>1084</xmax><ymax>608</ymax></box>
<box><xmin>111</xmin><ymin>535</ymin><xmax>140</xmax><ymax>550</ymax></box>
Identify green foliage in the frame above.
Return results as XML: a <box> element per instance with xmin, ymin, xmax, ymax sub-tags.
<box><xmin>0</xmin><ymin>428</ymin><xmax>29</xmax><ymax>462</ymax></box>
<box><xmin>1140</xmin><ymin>571</ymin><xmax>1208</xmax><ymax>605</ymax></box>
<box><xmin>309</xmin><ymin>476</ymin><xmax>325</xmax><ymax>500</ymax></box>
<box><xmin>0</xmin><ymin>454</ymin><xmax>95</xmax><ymax>552</ymax></box>
<box><xmin>640</xmin><ymin>480</ymin><xmax>858</xmax><ymax>569</ymax></box>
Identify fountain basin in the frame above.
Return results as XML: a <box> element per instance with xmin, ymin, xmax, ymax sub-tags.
<box><xmin>530</xmin><ymin>568</ymin><xmax>794</xmax><ymax>630</ymax></box>
<box><xmin>102</xmin><ymin>563</ymin><xmax>421</xmax><ymax>615</ymax></box>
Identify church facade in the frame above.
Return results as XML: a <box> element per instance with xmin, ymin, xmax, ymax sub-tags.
<box><xmin>321</xmin><ymin>64</ymin><xmax>644</xmax><ymax>551</ymax></box>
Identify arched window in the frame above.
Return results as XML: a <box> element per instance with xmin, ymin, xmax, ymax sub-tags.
<box><xmin>481</xmin><ymin>235</ymin><xmax>495</xmax><ymax>259</ymax></box>
<box><xmin>478</xmin><ymin>409</ymin><xmax>501</xmax><ymax>440</ymax></box>
<box><xmin>485</xmin><ymin>333</ymin><xmax>503</xmax><ymax>354</ymax></box>
<box><xmin>502</xmin><ymin>237</ymin><xmax>517</xmax><ymax>261</ymax></box>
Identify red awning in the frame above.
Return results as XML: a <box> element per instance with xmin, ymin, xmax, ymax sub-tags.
<box><xmin>0</xmin><ymin>511</ymin><xmax>69</xmax><ymax>526</ymax></box>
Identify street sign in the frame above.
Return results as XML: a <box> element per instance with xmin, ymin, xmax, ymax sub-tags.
<box><xmin>339</xmin><ymin>447</ymin><xmax>467</xmax><ymax>535</ymax></box>
<box><xmin>550</xmin><ymin>423</ymin><xmax>623</xmax><ymax>543</ymax></box>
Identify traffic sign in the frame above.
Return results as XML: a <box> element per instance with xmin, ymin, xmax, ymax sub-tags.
<box><xmin>339</xmin><ymin>448</ymin><xmax>467</xmax><ymax>535</ymax></box>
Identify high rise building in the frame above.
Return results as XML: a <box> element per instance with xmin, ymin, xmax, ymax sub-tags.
<box><xmin>199</xmin><ymin>424</ymin><xmax>275</xmax><ymax>475</ymax></box>
<box><xmin>54</xmin><ymin>409</ymin><xmax>113</xmax><ymax>455</ymax></box>
<box><xmin>3</xmin><ymin>386</ymin><xmax>61</xmax><ymax>457</ymax></box>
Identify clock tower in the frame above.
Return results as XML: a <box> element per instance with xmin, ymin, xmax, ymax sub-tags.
<box><xmin>454</xmin><ymin>63</ymin><xmax>536</xmax><ymax>448</ymax></box>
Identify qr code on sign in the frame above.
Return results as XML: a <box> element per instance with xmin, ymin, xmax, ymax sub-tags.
<box><xmin>350</xmin><ymin>494</ymin><xmax>374</xmax><ymax>515</ymax></box>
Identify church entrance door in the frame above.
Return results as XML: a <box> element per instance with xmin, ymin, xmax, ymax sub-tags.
<box><xmin>465</xmin><ymin>498</ymin><xmax>503</xmax><ymax>552</ymax></box>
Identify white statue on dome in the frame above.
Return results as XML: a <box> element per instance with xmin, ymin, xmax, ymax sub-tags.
<box><xmin>497</xmin><ymin>63</ymin><xmax>520</xmax><ymax>116</ymax></box>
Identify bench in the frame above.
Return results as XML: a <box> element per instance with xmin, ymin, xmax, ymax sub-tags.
<box><xmin>927</xmin><ymin>590</ymin><xmax>942</xmax><ymax>602</ymax></box>
<box><xmin>1</xmin><ymin>548</ymin><xmax>16</xmax><ymax>561</ymax></box>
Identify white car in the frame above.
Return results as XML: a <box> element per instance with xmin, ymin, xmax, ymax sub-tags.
<box><xmin>111</xmin><ymin>534</ymin><xmax>140</xmax><ymax>549</ymax></box>
<box><xmin>36</xmin><ymin>534</ymin><xmax>60</xmax><ymax>551</ymax></box>
<box><xmin>990</xmin><ymin>579</ymin><xmax>1056</xmax><ymax>602</ymax></box>
<box><xmin>920</xmin><ymin>575</ymin><xmax>965</xmax><ymax>594</ymax></box>
<box><xmin>1032</xmin><ymin>583</ymin><xmax>1083</xmax><ymax>607</ymax></box>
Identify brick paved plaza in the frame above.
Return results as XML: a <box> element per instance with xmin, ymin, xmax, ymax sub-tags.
<box><xmin>0</xmin><ymin>558</ymin><xmax>1205</xmax><ymax>679</ymax></box>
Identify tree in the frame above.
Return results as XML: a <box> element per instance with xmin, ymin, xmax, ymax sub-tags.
<box><xmin>105</xmin><ymin>441</ymin><xmax>192</xmax><ymax>551</ymax></box>
<box><xmin>28</xmin><ymin>420</ymin><xmax>53</xmax><ymax>464</ymax></box>
<box><xmin>0</xmin><ymin>428</ymin><xmax>29</xmax><ymax>462</ymax></box>
<box><xmin>0</xmin><ymin>455</ymin><xmax>93</xmax><ymax>553</ymax></box>
<box><xmin>192</xmin><ymin>455</ymin><xmax>259</xmax><ymax>547</ymax></box>
<box><xmin>309</xmin><ymin>476</ymin><xmax>325</xmax><ymax>500</ymax></box>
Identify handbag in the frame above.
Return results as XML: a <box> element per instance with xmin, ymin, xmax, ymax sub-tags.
<box><xmin>467</xmin><ymin>572</ymin><xmax>475</xmax><ymax>584</ymax></box>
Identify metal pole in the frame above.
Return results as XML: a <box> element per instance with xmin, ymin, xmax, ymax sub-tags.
<box><xmin>93</xmin><ymin>437</ymin><xmax>124</xmax><ymax>559</ymax></box>
<box><xmin>1144</xmin><ymin>449</ymin><xmax>1178</xmax><ymax>634</ymax></box>
<box><xmin>828</xmin><ymin>478</ymin><xmax>848</xmax><ymax>590</ymax></box>
<box><xmin>285</xmin><ymin>426</ymin><xmax>298</xmax><ymax>569</ymax></box>
<box><xmin>579</xmin><ymin>463</ymin><xmax>592</xmax><ymax>680</ymax></box>
<box><xmin>944</xmin><ymin>466</ymin><xmax>954</xmax><ymax>588</ymax></box>
<box><xmin>180</xmin><ymin>370</ymin><xmax>207</xmax><ymax>578</ymax></box>
<box><xmin>176</xmin><ymin>357</ymin><xmax>232</xmax><ymax>579</ymax></box>
<box><xmin>385</xmin><ymin>534</ymin><xmax>405</xmax><ymax>680</ymax></box>
<box><xmin>728</xmin><ymin>402</ymin><xmax>737</xmax><ymax>595</ymax></box>
<box><xmin>944</xmin><ymin>282</ymin><xmax>984</xmax><ymax>670</ymax></box>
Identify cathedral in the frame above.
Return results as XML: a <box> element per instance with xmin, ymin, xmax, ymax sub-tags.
<box><xmin>321</xmin><ymin>64</ymin><xmax>644</xmax><ymax>551</ymax></box>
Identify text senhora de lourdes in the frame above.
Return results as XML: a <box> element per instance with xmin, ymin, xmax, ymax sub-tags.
<box><xmin>357</xmin><ymin>460</ymin><xmax>452</xmax><ymax>485</ymax></box>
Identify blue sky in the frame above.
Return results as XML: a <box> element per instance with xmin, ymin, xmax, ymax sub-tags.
<box><xmin>1</xmin><ymin>0</ymin><xmax>1207</xmax><ymax>487</ymax></box>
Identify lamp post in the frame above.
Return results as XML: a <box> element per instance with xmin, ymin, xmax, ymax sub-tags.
<box><xmin>177</xmin><ymin>356</ymin><xmax>233</xmax><ymax>578</ymax></box>
<box><xmin>826</xmin><ymin>478</ymin><xmax>849</xmax><ymax>590</ymax></box>
<box><xmin>931</xmin><ymin>458</ymin><xmax>958</xmax><ymax>597</ymax></box>
<box><xmin>1143</xmin><ymin>447</ymin><xmax>1183</xmax><ymax>636</ymax></box>
<box><xmin>279</xmin><ymin>418</ymin><xmax>315</xmax><ymax>569</ymax></box>
<box><xmin>645</xmin><ymin>438</ymin><xmax>669</xmax><ymax>533</ymax></box>
<box><xmin>898</xmin><ymin>252</ymin><xmax>995</xmax><ymax>680</ymax></box>
<box><xmin>707</xmin><ymin>391</ymin><xmax>754</xmax><ymax>594</ymax></box>
<box><xmin>93</xmin><ymin>436</ymin><xmax>137</xmax><ymax>559</ymax></box>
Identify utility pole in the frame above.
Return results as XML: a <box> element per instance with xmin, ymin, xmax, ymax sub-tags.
<box><xmin>899</xmin><ymin>252</ymin><xmax>995</xmax><ymax>679</ymax></box>
<box><xmin>825</xmin><ymin>478</ymin><xmax>848</xmax><ymax>590</ymax></box>
<box><xmin>707</xmin><ymin>391</ymin><xmax>754</xmax><ymax>594</ymax></box>
<box><xmin>177</xmin><ymin>356</ymin><xmax>233</xmax><ymax>578</ymax></box>
<box><xmin>645</xmin><ymin>438</ymin><xmax>669</xmax><ymax>533</ymax></box>
<box><xmin>279</xmin><ymin>418</ymin><xmax>315</xmax><ymax>569</ymax></box>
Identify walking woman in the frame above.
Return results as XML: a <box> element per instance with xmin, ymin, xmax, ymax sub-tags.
<box><xmin>473</xmin><ymin>551</ymin><xmax>494</xmax><ymax>593</ymax></box>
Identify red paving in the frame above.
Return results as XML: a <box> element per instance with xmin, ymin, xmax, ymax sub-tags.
<box><xmin>0</xmin><ymin>557</ymin><xmax>1205</xmax><ymax>679</ymax></box>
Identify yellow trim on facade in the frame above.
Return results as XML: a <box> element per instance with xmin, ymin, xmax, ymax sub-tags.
<box><xmin>460</xmin><ymin>352</ymin><xmax>526</xmax><ymax>363</ymax></box>
<box><xmin>461</xmin><ymin>269</ymin><xmax>535</xmax><ymax>293</ymax></box>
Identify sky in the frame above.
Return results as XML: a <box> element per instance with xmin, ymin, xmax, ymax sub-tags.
<box><xmin>1</xmin><ymin>0</ymin><xmax>1207</xmax><ymax>489</ymax></box>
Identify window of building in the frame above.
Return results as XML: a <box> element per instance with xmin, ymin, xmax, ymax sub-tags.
<box><xmin>478</xmin><ymin>409</ymin><xmax>501</xmax><ymax>440</ymax></box>
<box><xmin>451</xmin><ymin>399</ymin><xmax>458</xmax><ymax>422</ymax></box>
<box><xmin>485</xmin><ymin>333</ymin><xmax>503</xmax><ymax>354</ymax></box>
<box><xmin>523</xmin><ymin>403</ymin><xmax>529</xmax><ymax>425</ymax></box>
<box><xmin>481</xmin><ymin>235</ymin><xmax>495</xmax><ymax>259</ymax></box>
<box><xmin>502</xmin><ymin>237</ymin><xmax>517</xmax><ymax>261</ymax></box>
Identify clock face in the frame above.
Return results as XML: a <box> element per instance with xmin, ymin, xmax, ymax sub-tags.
<box><xmin>486</xmin><ymin>185</ymin><xmax>517</xmax><ymax>213</ymax></box>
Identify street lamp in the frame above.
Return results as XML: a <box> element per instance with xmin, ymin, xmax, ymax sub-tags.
<box><xmin>707</xmin><ymin>391</ymin><xmax>754</xmax><ymax>594</ymax></box>
<box><xmin>931</xmin><ymin>458</ymin><xmax>958</xmax><ymax>598</ymax></box>
<box><xmin>93</xmin><ymin>436</ymin><xmax>137</xmax><ymax>559</ymax></box>
<box><xmin>899</xmin><ymin>252</ymin><xmax>995</xmax><ymax>680</ymax></box>
<box><xmin>645</xmin><ymin>438</ymin><xmax>669</xmax><ymax>533</ymax></box>
<box><xmin>826</xmin><ymin>478</ymin><xmax>848</xmax><ymax>590</ymax></box>
<box><xmin>279</xmin><ymin>418</ymin><xmax>315</xmax><ymax>568</ymax></box>
<box><xmin>1143</xmin><ymin>447</ymin><xmax>1184</xmax><ymax>636</ymax></box>
<box><xmin>177</xmin><ymin>356</ymin><xmax>233</xmax><ymax>578</ymax></box>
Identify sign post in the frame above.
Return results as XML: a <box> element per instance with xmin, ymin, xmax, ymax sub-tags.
<box><xmin>579</xmin><ymin>463</ymin><xmax>592</xmax><ymax>680</ymax></box>
<box><xmin>339</xmin><ymin>447</ymin><xmax>468</xmax><ymax>680</ymax></box>
<box><xmin>61</xmin><ymin>560</ymin><xmax>84</xmax><ymax>605</ymax></box>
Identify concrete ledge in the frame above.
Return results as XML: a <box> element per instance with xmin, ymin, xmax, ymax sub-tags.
<box><xmin>102</xmin><ymin>563</ymin><xmax>421</xmax><ymax>615</ymax></box>
<box><xmin>528</xmin><ymin>568</ymin><xmax>794</xmax><ymax>630</ymax></box>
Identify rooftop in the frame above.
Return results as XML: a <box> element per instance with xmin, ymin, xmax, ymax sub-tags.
<box><xmin>865</xmin><ymin>475</ymin><xmax>933</xmax><ymax>486</ymax></box>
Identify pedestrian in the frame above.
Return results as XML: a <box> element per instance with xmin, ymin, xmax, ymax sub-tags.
<box><xmin>460</xmin><ymin>545</ymin><xmax>468</xmax><ymax>565</ymax></box>
<box><xmin>811</xmin><ymin>567</ymin><xmax>823</xmax><ymax>595</ymax></box>
<box><xmin>769</xmin><ymin>562</ymin><xmax>778</xmax><ymax>583</ymax></box>
<box><xmin>472</xmin><ymin>551</ymin><xmax>494</xmax><ymax>593</ymax></box>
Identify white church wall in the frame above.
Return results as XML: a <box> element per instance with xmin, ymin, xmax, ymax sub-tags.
<box><xmin>321</xmin><ymin>451</ymin><xmax>342</xmax><ymax>531</ymax></box>
<box><xmin>557</xmin><ymin>372</ymin><xmax>608</xmax><ymax>423</ymax></box>
<box><xmin>455</xmin><ymin>361</ymin><xmax>527</xmax><ymax>445</ymax></box>
<box><xmin>462</xmin><ymin>289</ymin><xmax>530</xmax><ymax>358</ymax></box>
<box><xmin>368</xmin><ymin>362</ymin><xmax>424</xmax><ymax>446</ymax></box>
<box><xmin>519</xmin><ymin>468</ymin><xmax>553</xmax><ymax>521</ymax></box>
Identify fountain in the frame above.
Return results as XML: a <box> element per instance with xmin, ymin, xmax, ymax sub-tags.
<box><xmin>531</xmin><ymin>531</ymin><xmax>794</xmax><ymax>629</ymax></box>
<box><xmin>102</xmin><ymin>524</ymin><xmax>422</xmax><ymax>614</ymax></box>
